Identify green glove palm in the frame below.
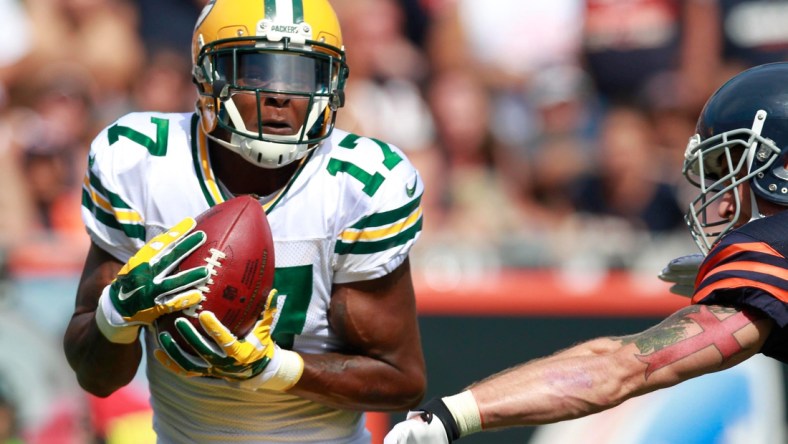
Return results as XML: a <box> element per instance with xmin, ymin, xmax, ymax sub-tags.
<box><xmin>96</xmin><ymin>218</ymin><xmax>209</xmax><ymax>343</ymax></box>
<box><xmin>154</xmin><ymin>290</ymin><xmax>278</xmax><ymax>379</ymax></box>
<box><xmin>155</xmin><ymin>290</ymin><xmax>303</xmax><ymax>391</ymax></box>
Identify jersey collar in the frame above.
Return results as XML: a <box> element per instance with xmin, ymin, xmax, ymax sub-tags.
<box><xmin>190</xmin><ymin>114</ymin><xmax>313</xmax><ymax>214</ymax></box>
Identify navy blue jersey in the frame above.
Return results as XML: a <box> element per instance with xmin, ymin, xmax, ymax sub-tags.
<box><xmin>693</xmin><ymin>211</ymin><xmax>788</xmax><ymax>362</ymax></box>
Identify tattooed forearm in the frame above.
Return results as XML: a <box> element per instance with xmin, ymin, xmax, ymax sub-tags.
<box><xmin>620</xmin><ymin>305</ymin><xmax>753</xmax><ymax>379</ymax></box>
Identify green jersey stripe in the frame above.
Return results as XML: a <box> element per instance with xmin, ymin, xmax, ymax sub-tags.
<box><xmin>349</xmin><ymin>193</ymin><xmax>422</xmax><ymax>230</ymax></box>
<box><xmin>82</xmin><ymin>189</ymin><xmax>146</xmax><ymax>241</ymax></box>
<box><xmin>86</xmin><ymin>169</ymin><xmax>143</xmax><ymax>226</ymax></box>
<box><xmin>335</xmin><ymin>217</ymin><xmax>422</xmax><ymax>255</ymax></box>
<box><xmin>82</xmin><ymin>188</ymin><xmax>119</xmax><ymax>229</ymax></box>
<box><xmin>87</xmin><ymin>170</ymin><xmax>132</xmax><ymax>210</ymax></box>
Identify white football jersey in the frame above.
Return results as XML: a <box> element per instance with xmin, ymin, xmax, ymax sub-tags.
<box><xmin>82</xmin><ymin>112</ymin><xmax>424</xmax><ymax>443</ymax></box>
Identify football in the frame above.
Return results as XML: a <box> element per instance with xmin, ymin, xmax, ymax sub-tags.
<box><xmin>155</xmin><ymin>195</ymin><xmax>275</xmax><ymax>349</ymax></box>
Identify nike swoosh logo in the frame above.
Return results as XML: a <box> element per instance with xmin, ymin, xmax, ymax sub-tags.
<box><xmin>406</xmin><ymin>176</ymin><xmax>418</xmax><ymax>198</ymax></box>
<box><xmin>118</xmin><ymin>285</ymin><xmax>144</xmax><ymax>301</ymax></box>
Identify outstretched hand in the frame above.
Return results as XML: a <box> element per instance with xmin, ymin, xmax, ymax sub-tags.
<box><xmin>658</xmin><ymin>253</ymin><xmax>704</xmax><ymax>297</ymax></box>
<box><xmin>385</xmin><ymin>412</ymin><xmax>450</xmax><ymax>444</ymax></box>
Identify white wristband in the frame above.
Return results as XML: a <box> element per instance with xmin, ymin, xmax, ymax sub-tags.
<box><xmin>95</xmin><ymin>285</ymin><xmax>140</xmax><ymax>344</ymax></box>
<box><xmin>262</xmin><ymin>348</ymin><xmax>304</xmax><ymax>391</ymax></box>
<box><xmin>443</xmin><ymin>390</ymin><xmax>482</xmax><ymax>437</ymax></box>
<box><xmin>236</xmin><ymin>347</ymin><xmax>304</xmax><ymax>392</ymax></box>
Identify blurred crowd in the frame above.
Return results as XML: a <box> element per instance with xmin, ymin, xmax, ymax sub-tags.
<box><xmin>3</xmin><ymin>0</ymin><xmax>788</xmax><ymax>441</ymax></box>
<box><xmin>0</xmin><ymin>0</ymin><xmax>782</xmax><ymax>273</ymax></box>
<box><xmin>6</xmin><ymin>0</ymin><xmax>788</xmax><ymax>280</ymax></box>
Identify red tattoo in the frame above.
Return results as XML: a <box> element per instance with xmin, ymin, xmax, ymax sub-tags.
<box><xmin>636</xmin><ymin>308</ymin><xmax>752</xmax><ymax>379</ymax></box>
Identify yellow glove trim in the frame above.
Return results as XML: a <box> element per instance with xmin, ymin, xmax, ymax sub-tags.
<box><xmin>127</xmin><ymin>290</ymin><xmax>203</xmax><ymax>325</ymax></box>
<box><xmin>118</xmin><ymin>217</ymin><xmax>197</xmax><ymax>275</ymax></box>
<box><xmin>153</xmin><ymin>348</ymin><xmax>205</xmax><ymax>378</ymax></box>
<box><xmin>198</xmin><ymin>308</ymin><xmax>276</xmax><ymax>366</ymax></box>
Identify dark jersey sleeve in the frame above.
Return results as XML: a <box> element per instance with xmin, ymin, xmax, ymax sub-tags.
<box><xmin>691</xmin><ymin>213</ymin><xmax>788</xmax><ymax>362</ymax></box>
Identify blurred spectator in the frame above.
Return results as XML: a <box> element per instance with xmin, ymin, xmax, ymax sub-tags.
<box><xmin>636</xmin><ymin>71</ymin><xmax>698</xmax><ymax>183</ymax></box>
<box><xmin>0</xmin><ymin>113</ymin><xmax>34</xmax><ymax>252</ymax></box>
<box><xmin>569</xmin><ymin>105</ymin><xmax>685</xmax><ymax>235</ymax></box>
<box><xmin>135</xmin><ymin>0</ymin><xmax>205</xmax><ymax>55</ymax></box>
<box><xmin>430</xmin><ymin>1</ymin><xmax>584</xmax><ymax>87</ymax></box>
<box><xmin>426</xmin><ymin>1</ymin><xmax>586</xmax><ymax>148</ymax></box>
<box><xmin>22</xmin><ymin>141</ymin><xmax>79</xmax><ymax>234</ymax></box>
<box><xmin>682</xmin><ymin>0</ymin><xmax>788</xmax><ymax>111</ymax></box>
<box><xmin>425</xmin><ymin>69</ymin><xmax>518</xmax><ymax>241</ymax></box>
<box><xmin>18</xmin><ymin>0</ymin><xmax>144</xmax><ymax>124</ymax></box>
<box><xmin>334</xmin><ymin>0</ymin><xmax>433</xmax><ymax>135</ymax></box>
<box><xmin>130</xmin><ymin>48</ymin><xmax>196</xmax><ymax>113</ymax></box>
<box><xmin>3</xmin><ymin>65</ymin><xmax>93</xmax><ymax>273</ymax></box>
<box><xmin>581</xmin><ymin>0</ymin><xmax>684</xmax><ymax>106</ymax></box>
<box><xmin>394</xmin><ymin>0</ymin><xmax>432</xmax><ymax>48</ymax></box>
<box><xmin>0</xmin><ymin>0</ymin><xmax>33</xmax><ymax>100</ymax></box>
<box><xmin>496</xmin><ymin>65</ymin><xmax>598</xmax><ymax>232</ymax></box>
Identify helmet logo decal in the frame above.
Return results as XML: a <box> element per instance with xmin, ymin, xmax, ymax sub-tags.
<box><xmin>264</xmin><ymin>0</ymin><xmax>305</xmax><ymax>23</ymax></box>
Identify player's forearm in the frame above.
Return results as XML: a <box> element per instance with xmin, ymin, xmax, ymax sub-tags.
<box><xmin>63</xmin><ymin>311</ymin><xmax>141</xmax><ymax>397</ymax></box>
<box><xmin>468</xmin><ymin>337</ymin><xmax>636</xmax><ymax>429</ymax></box>
<box><xmin>289</xmin><ymin>352</ymin><xmax>426</xmax><ymax>411</ymax></box>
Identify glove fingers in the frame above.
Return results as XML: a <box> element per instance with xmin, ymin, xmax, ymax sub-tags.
<box><xmin>123</xmin><ymin>218</ymin><xmax>198</xmax><ymax>273</ymax></box>
<box><xmin>126</xmin><ymin>290</ymin><xmax>203</xmax><ymax>324</ymax></box>
<box><xmin>152</xmin><ymin>231</ymin><xmax>207</xmax><ymax>277</ymax></box>
<box><xmin>260</xmin><ymin>290</ymin><xmax>279</xmax><ymax>326</ymax></box>
<box><xmin>199</xmin><ymin>311</ymin><xmax>269</xmax><ymax>365</ymax></box>
<box><xmin>658</xmin><ymin>272</ymin><xmax>697</xmax><ymax>283</ymax></box>
<box><xmin>250</xmin><ymin>318</ymin><xmax>272</xmax><ymax>343</ymax></box>
<box><xmin>667</xmin><ymin>253</ymin><xmax>704</xmax><ymax>269</ymax></box>
<box><xmin>158</xmin><ymin>289</ymin><xmax>204</xmax><ymax>313</ymax></box>
<box><xmin>174</xmin><ymin>316</ymin><xmax>226</xmax><ymax>359</ymax></box>
<box><xmin>198</xmin><ymin>310</ymin><xmax>237</xmax><ymax>348</ymax></box>
<box><xmin>153</xmin><ymin>348</ymin><xmax>204</xmax><ymax>377</ymax></box>
<box><xmin>156</xmin><ymin>330</ymin><xmax>211</xmax><ymax>374</ymax></box>
<box><xmin>383</xmin><ymin>416</ymin><xmax>450</xmax><ymax>444</ymax></box>
<box><xmin>670</xmin><ymin>284</ymin><xmax>695</xmax><ymax>297</ymax></box>
<box><xmin>156</xmin><ymin>266</ymin><xmax>209</xmax><ymax>296</ymax></box>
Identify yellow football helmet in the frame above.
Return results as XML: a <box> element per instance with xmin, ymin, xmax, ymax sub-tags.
<box><xmin>192</xmin><ymin>0</ymin><xmax>348</xmax><ymax>168</ymax></box>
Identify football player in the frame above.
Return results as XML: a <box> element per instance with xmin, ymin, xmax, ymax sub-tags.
<box><xmin>385</xmin><ymin>62</ymin><xmax>788</xmax><ymax>443</ymax></box>
<box><xmin>62</xmin><ymin>1</ymin><xmax>426</xmax><ymax>442</ymax></box>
